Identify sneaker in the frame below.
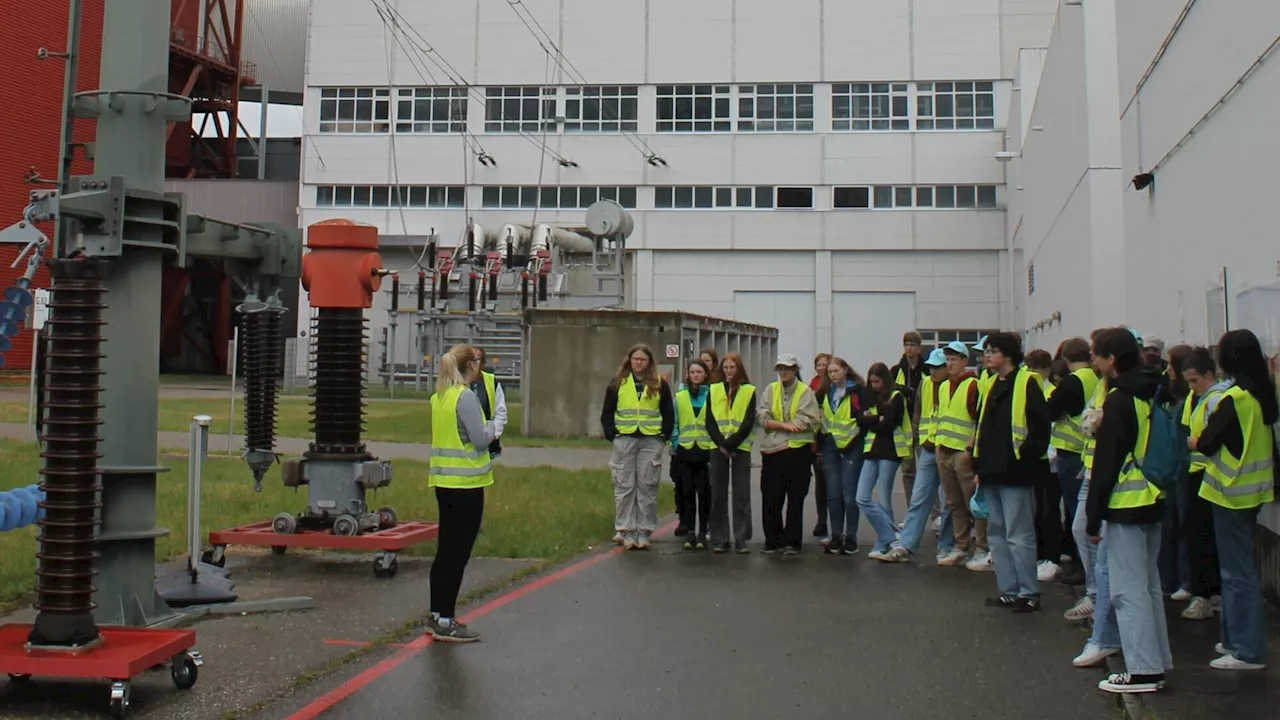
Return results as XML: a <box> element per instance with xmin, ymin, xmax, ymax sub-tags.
<box><xmin>1210</xmin><ymin>655</ymin><xmax>1266</xmax><ymax>671</ymax></box>
<box><xmin>1064</xmin><ymin>595</ymin><xmax>1095</xmax><ymax>622</ymax></box>
<box><xmin>430</xmin><ymin>620</ymin><xmax>481</xmax><ymax>644</ymax></box>
<box><xmin>984</xmin><ymin>595</ymin><xmax>1017</xmax><ymax>609</ymax></box>
<box><xmin>1170</xmin><ymin>588</ymin><xmax>1192</xmax><ymax>602</ymax></box>
<box><xmin>613</xmin><ymin>531</ymin><xmax>626</xmax><ymax>545</ymax></box>
<box><xmin>682</xmin><ymin>539</ymin><xmax>695</xmax><ymax>551</ymax></box>
<box><xmin>1073</xmin><ymin>643</ymin><xmax>1119</xmax><ymax>668</ymax></box>
<box><xmin>880</xmin><ymin>546</ymin><xmax>911</xmax><ymax>563</ymax></box>
<box><xmin>1098</xmin><ymin>673</ymin><xmax>1164</xmax><ymax>694</ymax></box>
<box><xmin>965</xmin><ymin>551</ymin><xmax>994</xmax><ymax>572</ymax></box>
<box><xmin>635</xmin><ymin>534</ymin><xmax>651</xmax><ymax>551</ymax></box>
<box><xmin>623</xmin><ymin>534</ymin><xmax>638</xmax><ymax>550</ymax></box>
<box><xmin>823</xmin><ymin>536</ymin><xmax>842</xmax><ymax>555</ymax></box>
<box><xmin>1037</xmin><ymin>560</ymin><xmax>1061</xmax><ymax>582</ymax></box>
<box><xmin>867</xmin><ymin>549</ymin><xmax>888</xmax><ymax>560</ymax></box>
<box><xmin>735</xmin><ymin>540</ymin><xmax>750</xmax><ymax>554</ymax></box>
<box><xmin>897</xmin><ymin>521</ymin><xmax>906</xmax><ymax>531</ymax></box>
<box><xmin>1182</xmin><ymin>596</ymin><xmax>1216</xmax><ymax>620</ymax></box>
<box><xmin>1013</xmin><ymin>596</ymin><xmax>1042</xmax><ymax>613</ymax></box>
<box><xmin>937</xmin><ymin>548</ymin><xmax>967</xmax><ymax>567</ymax></box>
<box><xmin>713</xmin><ymin>542</ymin><xmax>730</xmax><ymax>554</ymax></box>
<box><xmin>1215</xmin><ymin>642</ymin><xmax>1230</xmax><ymax>655</ymax></box>
<box><xmin>813</xmin><ymin>523</ymin><xmax>828</xmax><ymax>538</ymax></box>
<box><xmin>762</xmin><ymin>545</ymin><xmax>779</xmax><ymax>555</ymax></box>
<box><xmin>1211</xmin><ymin>594</ymin><xmax>1222</xmax><ymax>607</ymax></box>
<box><xmin>932</xmin><ymin>516</ymin><xmax>943</xmax><ymax>535</ymax></box>
<box><xmin>783</xmin><ymin>546</ymin><xmax>799</xmax><ymax>556</ymax></box>
<box><xmin>841</xmin><ymin>536</ymin><xmax>859</xmax><ymax>555</ymax></box>
<box><xmin>1059</xmin><ymin>553</ymin><xmax>1073</xmax><ymax>564</ymax></box>
<box><xmin>696</xmin><ymin>536</ymin><xmax>707</xmax><ymax>551</ymax></box>
<box><xmin>425</xmin><ymin>616</ymin><xmax>442</xmax><ymax>636</ymax></box>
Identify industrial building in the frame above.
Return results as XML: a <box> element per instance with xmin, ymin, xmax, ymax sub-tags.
<box><xmin>298</xmin><ymin>0</ymin><xmax>1063</xmax><ymax>376</ymax></box>
<box><xmin>1006</xmin><ymin>0</ymin><xmax>1280</xmax><ymax>596</ymax></box>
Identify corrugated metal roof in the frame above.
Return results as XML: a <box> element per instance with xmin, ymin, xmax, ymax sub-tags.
<box><xmin>242</xmin><ymin>0</ymin><xmax>307</xmax><ymax>96</ymax></box>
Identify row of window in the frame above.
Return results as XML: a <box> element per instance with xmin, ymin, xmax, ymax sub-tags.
<box><xmin>316</xmin><ymin>81</ymin><xmax>996</xmax><ymax>135</ymax></box>
<box><xmin>313</xmin><ymin>184</ymin><xmax>999</xmax><ymax>211</ymax></box>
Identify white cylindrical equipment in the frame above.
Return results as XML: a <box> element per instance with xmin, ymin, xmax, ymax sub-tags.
<box><xmin>188</xmin><ymin>414</ymin><xmax>212</xmax><ymax>575</ymax></box>
<box><xmin>532</xmin><ymin>223</ymin><xmax>595</xmax><ymax>253</ymax></box>
<box><xmin>585</xmin><ymin>199</ymin><xmax>635</xmax><ymax>239</ymax></box>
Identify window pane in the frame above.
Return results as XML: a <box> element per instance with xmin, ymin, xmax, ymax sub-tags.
<box><xmin>736</xmin><ymin>187</ymin><xmax>752</xmax><ymax>207</ymax></box>
<box><xmin>674</xmin><ymin>186</ymin><xmax>693</xmax><ymax>208</ymax></box>
<box><xmin>316</xmin><ymin>186</ymin><xmax>333</xmax><ymax>206</ymax></box>
<box><xmin>754</xmin><ymin>186</ymin><xmax>773</xmax><ymax>209</ymax></box>
<box><xmin>618</xmin><ymin>187</ymin><xmax>636</xmax><ymax>208</ymax></box>
<box><xmin>833</xmin><ymin>187</ymin><xmax>869</xmax><ymax>208</ymax></box>
<box><xmin>776</xmin><ymin>187</ymin><xmax>813</xmax><ymax>209</ymax></box>
<box><xmin>936</xmin><ymin>186</ymin><xmax>956</xmax><ymax>208</ymax></box>
<box><xmin>694</xmin><ymin>186</ymin><xmax>714</xmax><ymax>208</ymax></box>
<box><xmin>956</xmin><ymin>185</ymin><xmax>977</xmax><ymax>208</ymax></box>
<box><xmin>715</xmin><ymin>187</ymin><xmax>732</xmax><ymax>207</ymax></box>
<box><xmin>655</xmin><ymin>186</ymin><xmax>673</xmax><ymax>208</ymax></box>
<box><xmin>977</xmin><ymin>185</ymin><xmax>997</xmax><ymax>208</ymax></box>
<box><xmin>873</xmin><ymin>186</ymin><xmax>893</xmax><ymax>208</ymax></box>
<box><xmin>482</xmin><ymin>187</ymin><xmax>499</xmax><ymax>208</ymax></box>
<box><xmin>916</xmin><ymin>187</ymin><xmax>934</xmax><ymax>207</ymax></box>
<box><xmin>894</xmin><ymin>187</ymin><xmax>913</xmax><ymax>208</ymax></box>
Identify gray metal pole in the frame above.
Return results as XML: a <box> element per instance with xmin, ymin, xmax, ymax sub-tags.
<box><xmin>257</xmin><ymin>85</ymin><xmax>269</xmax><ymax>180</ymax></box>
<box><xmin>54</xmin><ymin>0</ymin><xmax>83</xmax><ymax>200</ymax></box>
<box><xmin>388</xmin><ymin>310</ymin><xmax>397</xmax><ymax>398</ymax></box>
<box><xmin>90</xmin><ymin>0</ymin><xmax>175</xmax><ymax>627</ymax></box>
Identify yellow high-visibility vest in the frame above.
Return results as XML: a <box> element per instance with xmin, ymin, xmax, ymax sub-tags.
<box><xmin>918</xmin><ymin>377</ymin><xmax>940</xmax><ymax>444</ymax></box>
<box><xmin>936</xmin><ymin>376</ymin><xmax>978</xmax><ymax>451</ymax></box>
<box><xmin>675</xmin><ymin>389</ymin><xmax>716</xmax><ymax>450</ymax></box>
<box><xmin>769</xmin><ymin>381</ymin><xmax>814</xmax><ymax>448</ymax></box>
<box><xmin>822</xmin><ymin>389</ymin><xmax>861</xmax><ymax>451</ymax></box>
<box><xmin>863</xmin><ymin>390</ymin><xmax>913</xmax><ymax>459</ymax></box>
<box><xmin>1200</xmin><ymin>385</ymin><xmax>1276</xmax><ymax>510</ymax></box>
<box><xmin>710</xmin><ymin>382</ymin><xmax>756</xmax><ymax>451</ymax></box>
<box><xmin>1082</xmin><ymin>378</ymin><xmax>1109</xmax><ymax>470</ymax></box>
<box><xmin>1109</xmin><ymin>396</ymin><xmax>1163</xmax><ymax>509</ymax></box>
<box><xmin>1186</xmin><ymin>387</ymin><xmax>1226</xmax><ymax>473</ymax></box>
<box><xmin>614</xmin><ymin>375</ymin><xmax>663</xmax><ymax>436</ymax></box>
<box><xmin>429</xmin><ymin>385</ymin><xmax>494</xmax><ymax>489</ymax></box>
<box><xmin>1051</xmin><ymin>368</ymin><xmax>1099</xmax><ymax>454</ymax></box>
<box><xmin>476</xmin><ymin>371</ymin><xmax>498</xmax><ymax>421</ymax></box>
<box><xmin>974</xmin><ymin>366</ymin><xmax>1047</xmax><ymax>461</ymax></box>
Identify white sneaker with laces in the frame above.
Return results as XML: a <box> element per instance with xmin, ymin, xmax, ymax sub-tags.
<box><xmin>879</xmin><ymin>546</ymin><xmax>911</xmax><ymax>563</ymax></box>
<box><xmin>1072</xmin><ymin>642</ymin><xmax>1119</xmax><ymax>668</ymax></box>
<box><xmin>1181</xmin><ymin>596</ymin><xmax>1216</xmax><ymax>620</ymax></box>
<box><xmin>1171</xmin><ymin>588</ymin><xmax>1192</xmax><ymax>602</ymax></box>
<box><xmin>1037</xmin><ymin>560</ymin><xmax>1061</xmax><ymax>582</ymax></box>
<box><xmin>867</xmin><ymin>549</ymin><xmax>888</xmax><ymax>560</ymax></box>
<box><xmin>936</xmin><ymin>548</ymin><xmax>967</xmax><ymax>567</ymax></box>
<box><xmin>1215</xmin><ymin>642</ymin><xmax>1229</xmax><ymax>655</ymax></box>
<box><xmin>613</xmin><ymin>531</ymin><xmax>626</xmax><ymax>545</ymax></box>
<box><xmin>1211</xmin><ymin>655</ymin><xmax>1266</xmax><ymax>671</ymax></box>
<box><xmin>965</xmin><ymin>550</ymin><xmax>993</xmax><ymax>572</ymax></box>
<box><xmin>623</xmin><ymin>533</ymin><xmax>638</xmax><ymax>550</ymax></box>
<box><xmin>1064</xmin><ymin>595</ymin><xmax>1094</xmax><ymax>621</ymax></box>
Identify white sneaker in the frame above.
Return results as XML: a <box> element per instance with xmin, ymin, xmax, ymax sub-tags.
<box><xmin>1210</xmin><ymin>655</ymin><xmax>1266</xmax><ymax>671</ymax></box>
<box><xmin>635</xmin><ymin>534</ymin><xmax>651</xmax><ymax>550</ymax></box>
<box><xmin>965</xmin><ymin>550</ymin><xmax>994</xmax><ymax>572</ymax></box>
<box><xmin>1215</xmin><ymin>642</ymin><xmax>1230</xmax><ymax>655</ymax></box>
<box><xmin>623</xmin><ymin>533</ymin><xmax>638</xmax><ymax>550</ymax></box>
<box><xmin>932</xmin><ymin>516</ymin><xmax>943</xmax><ymax>535</ymax></box>
<box><xmin>820</xmin><ymin>536</ymin><xmax>831</xmax><ymax>547</ymax></box>
<box><xmin>1037</xmin><ymin>560</ymin><xmax>1061</xmax><ymax>582</ymax></box>
<box><xmin>936</xmin><ymin>548</ymin><xmax>967</xmax><ymax>567</ymax></box>
<box><xmin>1171</xmin><ymin>588</ymin><xmax>1192</xmax><ymax>602</ymax></box>
<box><xmin>880</xmin><ymin>546</ymin><xmax>911</xmax><ymax>563</ymax></box>
<box><xmin>896</xmin><ymin>521</ymin><xmax>906</xmax><ymax>531</ymax></box>
<box><xmin>1182</xmin><ymin>596</ymin><xmax>1217</xmax><ymax>620</ymax></box>
<box><xmin>1059</xmin><ymin>553</ymin><xmax>1073</xmax><ymax>564</ymax></box>
<box><xmin>1064</xmin><ymin>595</ymin><xmax>1095</xmax><ymax>621</ymax></box>
<box><xmin>867</xmin><ymin>549</ymin><xmax>888</xmax><ymax>560</ymax></box>
<box><xmin>1072</xmin><ymin>642</ymin><xmax>1119</xmax><ymax>668</ymax></box>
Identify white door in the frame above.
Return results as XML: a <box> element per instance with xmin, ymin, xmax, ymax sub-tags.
<box><xmin>734</xmin><ymin>291</ymin><xmax>817</xmax><ymax>379</ymax></box>
<box><xmin>831</xmin><ymin>292</ymin><xmax>917</xmax><ymax>377</ymax></box>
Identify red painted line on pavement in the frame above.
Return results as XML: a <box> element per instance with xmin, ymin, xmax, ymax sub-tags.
<box><xmin>285</xmin><ymin>521</ymin><xmax>678</xmax><ymax>720</ymax></box>
<box><xmin>322</xmin><ymin>639</ymin><xmax>371</xmax><ymax>648</ymax></box>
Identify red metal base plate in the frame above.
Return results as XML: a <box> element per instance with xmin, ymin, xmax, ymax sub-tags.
<box><xmin>0</xmin><ymin>624</ymin><xmax>194</xmax><ymax>681</ymax></box>
<box><xmin>208</xmin><ymin>520</ymin><xmax>439</xmax><ymax>551</ymax></box>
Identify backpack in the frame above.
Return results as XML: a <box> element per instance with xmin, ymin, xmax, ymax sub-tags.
<box><xmin>1134</xmin><ymin>386</ymin><xmax>1190</xmax><ymax>490</ymax></box>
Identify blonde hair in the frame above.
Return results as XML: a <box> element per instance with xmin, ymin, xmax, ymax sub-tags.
<box><xmin>614</xmin><ymin>343</ymin><xmax>661</xmax><ymax>398</ymax></box>
<box><xmin>436</xmin><ymin>344</ymin><xmax>477</xmax><ymax>395</ymax></box>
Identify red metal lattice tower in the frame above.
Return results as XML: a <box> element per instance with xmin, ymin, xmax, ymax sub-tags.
<box><xmin>166</xmin><ymin>0</ymin><xmax>256</xmax><ymax>178</ymax></box>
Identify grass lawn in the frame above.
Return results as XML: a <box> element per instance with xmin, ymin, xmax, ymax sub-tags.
<box><xmin>0</xmin><ymin>439</ymin><xmax>671</xmax><ymax>613</ymax></box>
<box><xmin>0</xmin><ymin>395</ymin><xmax>603</xmax><ymax>449</ymax></box>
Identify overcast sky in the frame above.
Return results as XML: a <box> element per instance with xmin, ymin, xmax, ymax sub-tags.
<box><xmin>208</xmin><ymin>102</ymin><xmax>306</xmax><ymax>137</ymax></box>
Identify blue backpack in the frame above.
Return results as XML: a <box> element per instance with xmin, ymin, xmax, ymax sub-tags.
<box><xmin>1134</xmin><ymin>386</ymin><xmax>1190</xmax><ymax>490</ymax></box>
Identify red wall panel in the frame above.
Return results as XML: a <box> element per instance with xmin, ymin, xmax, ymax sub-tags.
<box><xmin>0</xmin><ymin>0</ymin><xmax>105</xmax><ymax>372</ymax></box>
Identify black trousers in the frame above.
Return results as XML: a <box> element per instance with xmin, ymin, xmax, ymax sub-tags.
<box><xmin>761</xmin><ymin>446</ymin><xmax>813</xmax><ymax>550</ymax></box>
<box><xmin>812</xmin><ymin>450</ymin><xmax>827</xmax><ymax>529</ymax></box>
<box><xmin>1183</xmin><ymin>470</ymin><xmax>1222</xmax><ymax>598</ymax></box>
<box><xmin>1034</xmin><ymin>464</ymin><xmax>1064</xmax><ymax>562</ymax></box>
<box><xmin>430</xmin><ymin>486</ymin><xmax>485</xmax><ymax>618</ymax></box>
<box><xmin>676</xmin><ymin>459</ymin><xmax>711</xmax><ymax>537</ymax></box>
<box><xmin>671</xmin><ymin>461</ymin><xmax>687</xmax><ymax>526</ymax></box>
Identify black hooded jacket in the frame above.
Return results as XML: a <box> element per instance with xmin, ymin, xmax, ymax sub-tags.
<box><xmin>973</xmin><ymin>368</ymin><xmax>1051</xmax><ymax>485</ymax></box>
<box><xmin>1085</xmin><ymin>366</ymin><xmax>1165</xmax><ymax>536</ymax></box>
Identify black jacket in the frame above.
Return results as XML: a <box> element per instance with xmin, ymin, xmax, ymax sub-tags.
<box><xmin>891</xmin><ymin>355</ymin><xmax>925</xmax><ymax>412</ymax></box>
<box><xmin>1047</xmin><ymin>371</ymin><xmax>1088</xmax><ymax>421</ymax></box>
<box><xmin>857</xmin><ymin>392</ymin><xmax>906</xmax><ymax>462</ymax></box>
<box><xmin>705</xmin><ymin>383</ymin><xmax>757</xmax><ymax>452</ymax></box>
<box><xmin>974</xmin><ymin>369</ymin><xmax>1051</xmax><ymax>485</ymax></box>
<box><xmin>1085</xmin><ymin>366</ymin><xmax>1165</xmax><ymax>536</ymax></box>
<box><xmin>600</xmin><ymin>377</ymin><xmax>675</xmax><ymax>441</ymax></box>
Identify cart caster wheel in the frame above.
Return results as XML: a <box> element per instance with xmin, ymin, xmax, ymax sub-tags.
<box><xmin>373</xmin><ymin>553</ymin><xmax>398</xmax><ymax>578</ymax></box>
<box><xmin>272</xmin><ymin>512</ymin><xmax>298</xmax><ymax>535</ymax></box>
<box><xmin>109</xmin><ymin>681</ymin><xmax>130</xmax><ymax>718</ymax></box>
<box><xmin>332</xmin><ymin>514</ymin><xmax>360</xmax><ymax>537</ymax></box>
<box><xmin>170</xmin><ymin>651</ymin><xmax>201</xmax><ymax>690</ymax></box>
<box><xmin>376</xmin><ymin>505</ymin><xmax>398</xmax><ymax>529</ymax></box>
<box><xmin>200</xmin><ymin>546</ymin><xmax>226</xmax><ymax>569</ymax></box>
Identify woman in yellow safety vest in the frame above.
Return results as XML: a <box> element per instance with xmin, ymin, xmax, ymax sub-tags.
<box><xmin>671</xmin><ymin>360</ymin><xmax>714</xmax><ymax>550</ymax></box>
<box><xmin>1084</xmin><ymin>328</ymin><xmax>1172</xmax><ymax>694</ymax></box>
<box><xmin>426</xmin><ymin>344</ymin><xmax>497</xmax><ymax>643</ymax></box>
<box><xmin>1025</xmin><ymin>348</ymin><xmax>1065</xmax><ymax>583</ymax></box>
<box><xmin>817</xmin><ymin>356</ymin><xmax>867</xmax><ymax>556</ymax></box>
<box><xmin>1190</xmin><ymin>329</ymin><xmax>1277</xmax><ymax>671</ymax></box>
<box><xmin>1177</xmin><ymin>347</ymin><xmax>1226</xmax><ymax>621</ymax></box>
<box><xmin>706</xmin><ymin>353</ymin><xmax>757</xmax><ymax>554</ymax></box>
<box><xmin>756</xmin><ymin>353</ymin><xmax>821</xmax><ymax>554</ymax></box>
<box><xmin>855</xmin><ymin>362</ymin><xmax>912</xmax><ymax>559</ymax></box>
<box><xmin>600</xmin><ymin>344</ymin><xmax>675</xmax><ymax>551</ymax></box>
<box><xmin>1048</xmin><ymin>337</ymin><xmax>1098</xmax><ymax>592</ymax></box>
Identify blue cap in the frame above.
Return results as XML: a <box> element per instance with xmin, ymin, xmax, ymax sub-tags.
<box><xmin>944</xmin><ymin>340</ymin><xmax>969</xmax><ymax>357</ymax></box>
<box><xmin>974</xmin><ymin>335</ymin><xmax>989</xmax><ymax>351</ymax></box>
<box><xmin>1129</xmin><ymin>328</ymin><xmax>1143</xmax><ymax>342</ymax></box>
<box><xmin>925</xmin><ymin>348</ymin><xmax>947</xmax><ymax>367</ymax></box>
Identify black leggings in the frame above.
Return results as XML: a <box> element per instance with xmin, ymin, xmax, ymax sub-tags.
<box><xmin>430</xmin><ymin>486</ymin><xmax>485</xmax><ymax>619</ymax></box>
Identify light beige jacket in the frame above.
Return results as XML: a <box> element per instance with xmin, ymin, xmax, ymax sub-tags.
<box><xmin>755</xmin><ymin>379</ymin><xmax>822</xmax><ymax>455</ymax></box>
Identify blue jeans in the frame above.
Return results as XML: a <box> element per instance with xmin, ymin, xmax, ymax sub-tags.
<box><xmin>900</xmin><ymin>449</ymin><xmax>954</xmax><ymax>555</ymax></box>
<box><xmin>1213</xmin><ymin>504</ymin><xmax>1267</xmax><ymax>664</ymax></box>
<box><xmin>821</xmin><ymin>440</ymin><xmax>862</xmax><ymax>539</ymax></box>
<box><xmin>1089</xmin><ymin>526</ymin><xmax>1122</xmax><ymax>649</ymax></box>
<box><xmin>986</xmin><ymin>484</ymin><xmax>1039</xmax><ymax>598</ymax></box>
<box><xmin>1071</xmin><ymin>476</ymin><xmax>1098</xmax><ymax>599</ymax></box>
<box><xmin>1057</xmin><ymin>451</ymin><xmax>1084</xmax><ymax>560</ymax></box>
<box><xmin>1108</xmin><ymin>522</ymin><xmax>1174</xmax><ymax>675</ymax></box>
<box><xmin>857</xmin><ymin>458</ymin><xmax>900</xmax><ymax>553</ymax></box>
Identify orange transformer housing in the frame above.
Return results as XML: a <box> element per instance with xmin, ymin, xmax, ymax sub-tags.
<box><xmin>301</xmin><ymin>219</ymin><xmax>383</xmax><ymax>309</ymax></box>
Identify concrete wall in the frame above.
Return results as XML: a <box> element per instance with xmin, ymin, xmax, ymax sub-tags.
<box><xmin>522</xmin><ymin>309</ymin><xmax>777</xmax><ymax>437</ymax></box>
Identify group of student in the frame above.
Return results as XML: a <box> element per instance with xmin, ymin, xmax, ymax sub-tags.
<box><xmin>601</xmin><ymin>327</ymin><xmax>1277</xmax><ymax>694</ymax></box>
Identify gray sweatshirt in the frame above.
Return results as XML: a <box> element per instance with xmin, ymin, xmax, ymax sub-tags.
<box><xmin>453</xmin><ymin>387</ymin><xmax>496</xmax><ymax>450</ymax></box>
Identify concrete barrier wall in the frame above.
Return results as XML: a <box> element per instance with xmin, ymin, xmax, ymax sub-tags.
<box><xmin>522</xmin><ymin>309</ymin><xmax>778</xmax><ymax>438</ymax></box>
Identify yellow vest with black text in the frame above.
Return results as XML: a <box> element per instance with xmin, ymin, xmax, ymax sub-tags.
<box><xmin>476</xmin><ymin>371</ymin><xmax>498</xmax><ymax>421</ymax></box>
<box><xmin>1200</xmin><ymin>386</ymin><xmax>1276</xmax><ymax>510</ymax></box>
<box><xmin>1082</xmin><ymin>378</ymin><xmax>1109</xmax><ymax>470</ymax></box>
<box><xmin>936</xmin><ymin>377</ymin><xmax>978</xmax><ymax>451</ymax></box>
<box><xmin>918</xmin><ymin>377</ymin><xmax>940</xmax><ymax>444</ymax></box>
<box><xmin>429</xmin><ymin>385</ymin><xmax>494</xmax><ymax>489</ymax></box>
<box><xmin>1052</xmin><ymin>368</ymin><xmax>1099</xmax><ymax>454</ymax></box>
<box><xmin>1108</xmin><ymin>396</ymin><xmax>1163</xmax><ymax>510</ymax></box>
<box><xmin>863</xmin><ymin>390</ymin><xmax>913</xmax><ymax>458</ymax></box>
<box><xmin>822</xmin><ymin>390</ymin><xmax>861</xmax><ymax>451</ymax></box>
<box><xmin>973</xmin><ymin>366</ymin><xmax>1047</xmax><ymax>461</ymax></box>
<box><xmin>1185</xmin><ymin>387</ymin><xmax>1226</xmax><ymax>473</ymax></box>
<box><xmin>614</xmin><ymin>375</ymin><xmax>663</xmax><ymax>436</ymax></box>
<box><xmin>710</xmin><ymin>382</ymin><xmax>755</xmax><ymax>451</ymax></box>
<box><xmin>676</xmin><ymin>389</ymin><xmax>716</xmax><ymax>450</ymax></box>
<box><xmin>770</xmin><ymin>381</ymin><xmax>814</xmax><ymax>448</ymax></box>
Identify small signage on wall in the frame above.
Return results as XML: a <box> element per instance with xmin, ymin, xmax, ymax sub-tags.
<box><xmin>665</xmin><ymin>344</ymin><xmax>679</xmax><ymax>358</ymax></box>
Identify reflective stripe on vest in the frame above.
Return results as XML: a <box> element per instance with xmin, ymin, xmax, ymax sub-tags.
<box><xmin>1187</xmin><ymin>387</ymin><xmax>1226</xmax><ymax>472</ymax></box>
<box><xmin>1108</xmin><ymin>395</ymin><xmax>1163</xmax><ymax>509</ymax></box>
<box><xmin>1200</xmin><ymin>386</ymin><xmax>1276</xmax><ymax>509</ymax></box>
<box><xmin>429</xmin><ymin>385</ymin><xmax>495</xmax><ymax>489</ymax></box>
<box><xmin>710</xmin><ymin>382</ymin><xmax>756</xmax><ymax>451</ymax></box>
<box><xmin>615</xmin><ymin>374</ymin><xmax>663</xmax><ymax>435</ymax></box>
<box><xmin>863</xmin><ymin>389</ymin><xmax>913</xmax><ymax>458</ymax></box>
<box><xmin>936</xmin><ymin>377</ymin><xmax>977</xmax><ymax>450</ymax></box>
<box><xmin>1051</xmin><ymin>368</ymin><xmax>1099</xmax><ymax>454</ymax></box>
<box><xmin>1082</xmin><ymin>377</ymin><xmax>1109</xmax><ymax>470</ymax></box>
<box><xmin>676</xmin><ymin>389</ymin><xmax>716</xmax><ymax>450</ymax></box>
<box><xmin>973</xmin><ymin>366</ymin><xmax>1045</xmax><ymax>460</ymax></box>
<box><xmin>822</xmin><ymin>390</ymin><xmax>861</xmax><ymax>450</ymax></box>
<box><xmin>917</xmin><ymin>377</ymin><xmax>938</xmax><ymax>444</ymax></box>
<box><xmin>476</xmin><ymin>371</ymin><xmax>498</xmax><ymax>421</ymax></box>
<box><xmin>770</xmin><ymin>381</ymin><xmax>814</xmax><ymax>446</ymax></box>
